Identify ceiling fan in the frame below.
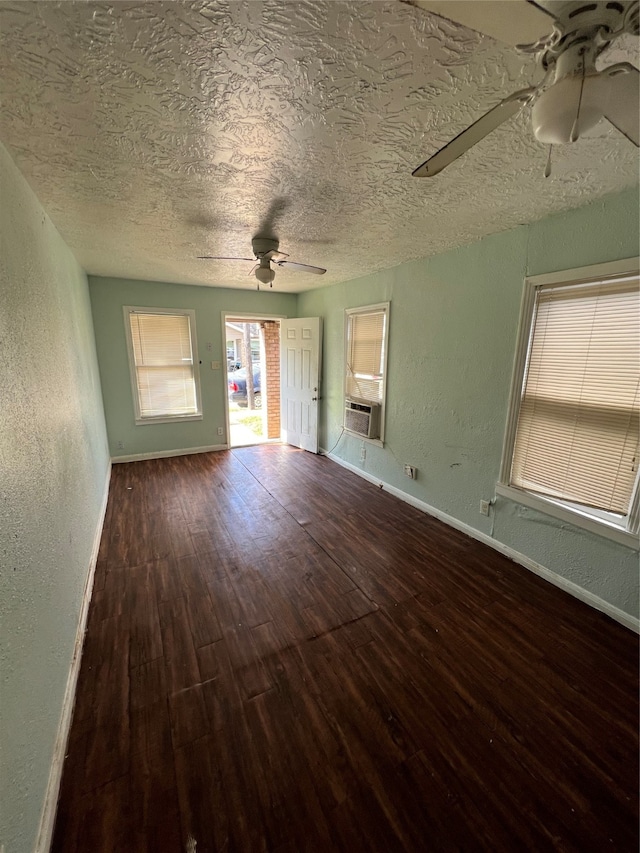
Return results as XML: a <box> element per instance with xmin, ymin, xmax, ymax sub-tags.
<box><xmin>409</xmin><ymin>0</ymin><xmax>639</xmax><ymax>177</ymax></box>
<box><xmin>198</xmin><ymin>237</ymin><xmax>326</xmax><ymax>289</ymax></box>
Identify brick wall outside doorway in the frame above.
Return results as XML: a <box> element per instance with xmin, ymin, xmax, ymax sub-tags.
<box><xmin>261</xmin><ymin>321</ymin><xmax>280</xmax><ymax>439</ymax></box>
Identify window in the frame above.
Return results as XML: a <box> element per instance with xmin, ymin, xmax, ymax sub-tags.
<box><xmin>498</xmin><ymin>259</ymin><xmax>639</xmax><ymax>547</ymax></box>
<box><xmin>345</xmin><ymin>303</ymin><xmax>389</xmax><ymax>442</ymax></box>
<box><xmin>124</xmin><ymin>307</ymin><xmax>202</xmax><ymax>424</ymax></box>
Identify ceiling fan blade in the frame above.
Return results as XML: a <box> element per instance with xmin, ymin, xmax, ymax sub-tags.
<box><xmin>601</xmin><ymin>63</ymin><xmax>639</xmax><ymax>147</ymax></box>
<box><xmin>405</xmin><ymin>0</ymin><xmax>552</xmax><ymax>46</ymax></box>
<box><xmin>197</xmin><ymin>256</ymin><xmax>254</xmax><ymax>262</ymax></box>
<box><xmin>275</xmin><ymin>260</ymin><xmax>327</xmax><ymax>275</ymax></box>
<box><xmin>412</xmin><ymin>87</ymin><xmax>537</xmax><ymax>178</ymax></box>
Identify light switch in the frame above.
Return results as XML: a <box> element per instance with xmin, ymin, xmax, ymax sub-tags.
<box><xmin>211</xmin><ymin>361</ymin><xmax>220</xmax><ymax>370</ymax></box>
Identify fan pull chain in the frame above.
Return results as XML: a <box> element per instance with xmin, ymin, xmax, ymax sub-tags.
<box><xmin>570</xmin><ymin>49</ymin><xmax>587</xmax><ymax>143</ymax></box>
<box><xmin>544</xmin><ymin>145</ymin><xmax>553</xmax><ymax>178</ymax></box>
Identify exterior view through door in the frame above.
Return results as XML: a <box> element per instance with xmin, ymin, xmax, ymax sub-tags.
<box><xmin>225</xmin><ymin>318</ymin><xmax>281</xmax><ymax>448</ymax></box>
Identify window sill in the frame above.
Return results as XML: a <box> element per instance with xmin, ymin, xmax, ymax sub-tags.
<box><xmin>495</xmin><ymin>483</ymin><xmax>639</xmax><ymax>550</ymax></box>
<box><xmin>135</xmin><ymin>414</ymin><xmax>203</xmax><ymax>426</ymax></box>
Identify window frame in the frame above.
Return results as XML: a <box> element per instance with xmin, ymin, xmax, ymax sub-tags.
<box><xmin>497</xmin><ymin>258</ymin><xmax>639</xmax><ymax>550</ymax></box>
<box><xmin>123</xmin><ymin>306</ymin><xmax>203</xmax><ymax>426</ymax></box>
<box><xmin>344</xmin><ymin>302</ymin><xmax>390</xmax><ymax>446</ymax></box>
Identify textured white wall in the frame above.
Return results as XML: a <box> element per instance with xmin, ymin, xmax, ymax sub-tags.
<box><xmin>298</xmin><ymin>187</ymin><xmax>640</xmax><ymax>621</ymax></box>
<box><xmin>0</xmin><ymin>143</ymin><xmax>110</xmax><ymax>853</ymax></box>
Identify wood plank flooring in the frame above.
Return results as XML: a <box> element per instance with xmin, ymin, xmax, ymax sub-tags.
<box><xmin>53</xmin><ymin>445</ymin><xmax>639</xmax><ymax>852</ymax></box>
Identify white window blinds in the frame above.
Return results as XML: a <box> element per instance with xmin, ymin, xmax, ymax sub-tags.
<box><xmin>128</xmin><ymin>311</ymin><xmax>199</xmax><ymax>419</ymax></box>
<box><xmin>346</xmin><ymin>308</ymin><xmax>387</xmax><ymax>403</ymax></box>
<box><xmin>510</xmin><ymin>277</ymin><xmax>640</xmax><ymax>515</ymax></box>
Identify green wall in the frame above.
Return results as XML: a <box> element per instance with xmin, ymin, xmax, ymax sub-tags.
<box><xmin>89</xmin><ymin>276</ymin><xmax>297</xmax><ymax>459</ymax></box>
<box><xmin>0</xmin><ymin>143</ymin><xmax>110</xmax><ymax>852</ymax></box>
<box><xmin>298</xmin><ymin>187</ymin><xmax>640</xmax><ymax>621</ymax></box>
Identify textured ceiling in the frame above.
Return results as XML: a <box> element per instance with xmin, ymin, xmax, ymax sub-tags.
<box><xmin>0</xmin><ymin>0</ymin><xmax>638</xmax><ymax>293</ymax></box>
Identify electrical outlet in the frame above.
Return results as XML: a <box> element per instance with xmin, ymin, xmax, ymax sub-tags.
<box><xmin>206</xmin><ymin>342</ymin><xmax>212</xmax><ymax>351</ymax></box>
<box><xmin>117</xmin><ymin>441</ymin><xmax>124</xmax><ymax>450</ymax></box>
<box><xmin>360</xmin><ymin>443</ymin><xmax>366</xmax><ymax>462</ymax></box>
<box><xmin>217</xmin><ymin>427</ymin><xmax>223</xmax><ymax>436</ymax></box>
<box><xmin>403</xmin><ymin>464</ymin><xmax>416</xmax><ymax>479</ymax></box>
<box><xmin>480</xmin><ymin>499</ymin><xmax>490</xmax><ymax>516</ymax></box>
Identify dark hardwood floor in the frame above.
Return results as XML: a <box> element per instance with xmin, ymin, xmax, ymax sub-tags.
<box><xmin>53</xmin><ymin>445</ymin><xmax>639</xmax><ymax>852</ymax></box>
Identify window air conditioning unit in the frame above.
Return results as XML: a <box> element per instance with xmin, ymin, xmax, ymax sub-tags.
<box><xmin>344</xmin><ymin>398</ymin><xmax>380</xmax><ymax>440</ymax></box>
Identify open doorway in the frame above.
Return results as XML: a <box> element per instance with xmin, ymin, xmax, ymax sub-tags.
<box><xmin>224</xmin><ymin>315</ymin><xmax>282</xmax><ymax>448</ymax></box>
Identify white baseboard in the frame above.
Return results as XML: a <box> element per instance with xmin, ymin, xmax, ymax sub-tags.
<box><xmin>323</xmin><ymin>451</ymin><xmax>639</xmax><ymax>634</ymax></box>
<box><xmin>34</xmin><ymin>462</ymin><xmax>112</xmax><ymax>853</ymax></box>
<box><xmin>112</xmin><ymin>443</ymin><xmax>227</xmax><ymax>463</ymax></box>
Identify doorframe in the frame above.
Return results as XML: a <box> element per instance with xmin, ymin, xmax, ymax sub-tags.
<box><xmin>221</xmin><ymin>311</ymin><xmax>288</xmax><ymax>448</ymax></box>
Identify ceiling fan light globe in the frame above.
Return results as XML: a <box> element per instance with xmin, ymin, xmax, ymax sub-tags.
<box><xmin>255</xmin><ymin>265</ymin><xmax>275</xmax><ymax>285</ymax></box>
<box><xmin>532</xmin><ymin>74</ymin><xmax>606</xmax><ymax>144</ymax></box>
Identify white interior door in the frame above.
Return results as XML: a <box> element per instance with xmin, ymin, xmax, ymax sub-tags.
<box><xmin>280</xmin><ymin>317</ymin><xmax>322</xmax><ymax>453</ymax></box>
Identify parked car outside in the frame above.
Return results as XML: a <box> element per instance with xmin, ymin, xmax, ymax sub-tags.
<box><xmin>228</xmin><ymin>365</ymin><xmax>261</xmax><ymax>408</ymax></box>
